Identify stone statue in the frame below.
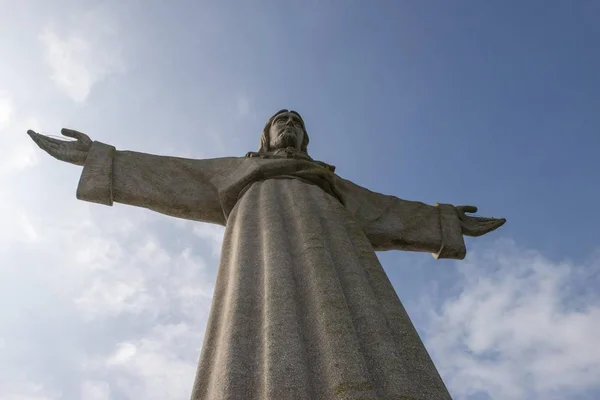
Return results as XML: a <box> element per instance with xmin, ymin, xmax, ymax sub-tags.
<box><xmin>28</xmin><ymin>110</ymin><xmax>505</xmax><ymax>400</ymax></box>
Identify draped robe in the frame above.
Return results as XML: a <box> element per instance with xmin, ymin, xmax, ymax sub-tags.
<box><xmin>76</xmin><ymin>142</ymin><xmax>467</xmax><ymax>400</ymax></box>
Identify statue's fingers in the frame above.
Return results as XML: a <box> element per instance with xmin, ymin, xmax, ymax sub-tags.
<box><xmin>462</xmin><ymin>215</ymin><xmax>506</xmax><ymax>237</ymax></box>
<box><xmin>459</xmin><ymin>205</ymin><xmax>478</xmax><ymax>214</ymax></box>
<box><xmin>480</xmin><ymin>218</ymin><xmax>506</xmax><ymax>233</ymax></box>
<box><xmin>473</xmin><ymin>217</ymin><xmax>499</xmax><ymax>223</ymax></box>
<box><xmin>456</xmin><ymin>206</ymin><xmax>477</xmax><ymax>215</ymax></box>
<box><xmin>61</xmin><ymin>128</ymin><xmax>89</xmax><ymax>141</ymax></box>
<box><xmin>27</xmin><ymin>129</ymin><xmax>43</xmax><ymax>142</ymax></box>
<box><xmin>28</xmin><ymin>130</ymin><xmax>66</xmax><ymax>144</ymax></box>
<box><xmin>27</xmin><ymin>130</ymin><xmax>43</xmax><ymax>147</ymax></box>
<box><xmin>62</xmin><ymin>128</ymin><xmax>92</xmax><ymax>150</ymax></box>
<box><xmin>27</xmin><ymin>130</ymin><xmax>60</xmax><ymax>148</ymax></box>
<box><xmin>494</xmin><ymin>217</ymin><xmax>507</xmax><ymax>228</ymax></box>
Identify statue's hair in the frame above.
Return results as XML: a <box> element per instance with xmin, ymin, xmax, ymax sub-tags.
<box><xmin>259</xmin><ymin>109</ymin><xmax>310</xmax><ymax>154</ymax></box>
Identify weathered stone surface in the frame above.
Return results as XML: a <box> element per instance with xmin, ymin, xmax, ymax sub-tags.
<box><xmin>27</xmin><ymin>109</ymin><xmax>506</xmax><ymax>399</ymax></box>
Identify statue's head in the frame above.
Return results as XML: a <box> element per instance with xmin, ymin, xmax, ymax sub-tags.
<box><xmin>259</xmin><ymin>110</ymin><xmax>310</xmax><ymax>154</ymax></box>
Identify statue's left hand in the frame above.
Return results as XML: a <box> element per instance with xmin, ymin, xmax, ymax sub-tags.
<box><xmin>27</xmin><ymin>128</ymin><xmax>92</xmax><ymax>166</ymax></box>
<box><xmin>456</xmin><ymin>205</ymin><xmax>506</xmax><ymax>237</ymax></box>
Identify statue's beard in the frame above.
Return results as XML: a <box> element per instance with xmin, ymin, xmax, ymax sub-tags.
<box><xmin>272</xmin><ymin>131</ymin><xmax>299</xmax><ymax>150</ymax></box>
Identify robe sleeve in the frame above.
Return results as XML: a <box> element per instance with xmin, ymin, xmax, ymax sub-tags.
<box><xmin>76</xmin><ymin>141</ymin><xmax>243</xmax><ymax>226</ymax></box>
<box><xmin>334</xmin><ymin>176</ymin><xmax>466</xmax><ymax>260</ymax></box>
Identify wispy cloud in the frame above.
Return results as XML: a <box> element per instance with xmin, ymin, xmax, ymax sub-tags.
<box><xmin>0</xmin><ymin>95</ymin><xmax>14</xmax><ymax>129</ymax></box>
<box><xmin>192</xmin><ymin>223</ymin><xmax>225</xmax><ymax>257</ymax></box>
<box><xmin>423</xmin><ymin>239</ymin><xmax>600</xmax><ymax>400</ymax></box>
<box><xmin>85</xmin><ymin>323</ymin><xmax>201</xmax><ymax>399</ymax></box>
<box><xmin>81</xmin><ymin>381</ymin><xmax>110</xmax><ymax>400</ymax></box>
<box><xmin>0</xmin><ymin>93</ymin><xmax>40</xmax><ymax>173</ymax></box>
<box><xmin>0</xmin><ymin>188</ymin><xmax>218</xmax><ymax>398</ymax></box>
<box><xmin>2</xmin><ymin>5</ymin><xmax>220</xmax><ymax>398</ymax></box>
<box><xmin>39</xmin><ymin>8</ymin><xmax>124</xmax><ymax>103</ymax></box>
<box><xmin>0</xmin><ymin>383</ymin><xmax>61</xmax><ymax>400</ymax></box>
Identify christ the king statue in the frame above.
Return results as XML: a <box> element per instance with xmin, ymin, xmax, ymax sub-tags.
<box><xmin>28</xmin><ymin>110</ymin><xmax>505</xmax><ymax>400</ymax></box>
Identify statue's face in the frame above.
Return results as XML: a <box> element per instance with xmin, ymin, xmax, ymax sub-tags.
<box><xmin>268</xmin><ymin>112</ymin><xmax>305</xmax><ymax>151</ymax></box>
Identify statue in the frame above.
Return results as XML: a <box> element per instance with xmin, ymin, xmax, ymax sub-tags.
<box><xmin>28</xmin><ymin>110</ymin><xmax>505</xmax><ymax>400</ymax></box>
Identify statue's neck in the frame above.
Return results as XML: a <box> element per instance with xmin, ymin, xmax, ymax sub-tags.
<box><xmin>247</xmin><ymin>147</ymin><xmax>310</xmax><ymax>160</ymax></box>
<box><xmin>272</xmin><ymin>147</ymin><xmax>311</xmax><ymax>159</ymax></box>
<box><xmin>245</xmin><ymin>148</ymin><xmax>336</xmax><ymax>172</ymax></box>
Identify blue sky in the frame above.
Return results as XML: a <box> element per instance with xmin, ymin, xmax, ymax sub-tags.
<box><xmin>1</xmin><ymin>1</ymin><xmax>599</xmax><ymax>399</ymax></box>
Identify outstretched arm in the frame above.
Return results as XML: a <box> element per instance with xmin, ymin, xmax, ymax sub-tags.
<box><xmin>28</xmin><ymin>128</ymin><xmax>243</xmax><ymax>225</ymax></box>
<box><xmin>335</xmin><ymin>177</ymin><xmax>505</xmax><ymax>259</ymax></box>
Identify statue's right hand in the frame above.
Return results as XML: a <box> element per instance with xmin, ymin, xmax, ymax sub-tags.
<box><xmin>27</xmin><ymin>128</ymin><xmax>92</xmax><ymax>166</ymax></box>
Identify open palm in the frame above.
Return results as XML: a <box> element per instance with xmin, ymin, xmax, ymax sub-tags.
<box><xmin>457</xmin><ymin>205</ymin><xmax>506</xmax><ymax>237</ymax></box>
<box><xmin>27</xmin><ymin>128</ymin><xmax>92</xmax><ymax>166</ymax></box>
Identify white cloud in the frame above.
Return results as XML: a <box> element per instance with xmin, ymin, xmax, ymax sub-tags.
<box><xmin>0</xmin><ymin>180</ymin><xmax>217</xmax><ymax>399</ymax></box>
<box><xmin>0</xmin><ymin>94</ymin><xmax>40</xmax><ymax>173</ymax></box>
<box><xmin>15</xmin><ymin>211</ymin><xmax>40</xmax><ymax>242</ymax></box>
<box><xmin>0</xmin><ymin>383</ymin><xmax>60</xmax><ymax>400</ymax></box>
<box><xmin>0</xmin><ymin>96</ymin><xmax>14</xmax><ymax>129</ymax></box>
<box><xmin>70</xmin><ymin>228</ymin><xmax>216</xmax><ymax>321</ymax></box>
<box><xmin>39</xmin><ymin>8</ymin><xmax>124</xmax><ymax>103</ymax></box>
<box><xmin>424</xmin><ymin>239</ymin><xmax>600</xmax><ymax>400</ymax></box>
<box><xmin>81</xmin><ymin>381</ymin><xmax>110</xmax><ymax>400</ymax></box>
<box><xmin>192</xmin><ymin>223</ymin><xmax>225</xmax><ymax>257</ymax></box>
<box><xmin>85</xmin><ymin>323</ymin><xmax>201</xmax><ymax>399</ymax></box>
<box><xmin>106</xmin><ymin>343</ymin><xmax>137</xmax><ymax>365</ymax></box>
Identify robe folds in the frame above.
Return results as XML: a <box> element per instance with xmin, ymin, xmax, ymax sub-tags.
<box><xmin>77</xmin><ymin>142</ymin><xmax>465</xmax><ymax>400</ymax></box>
